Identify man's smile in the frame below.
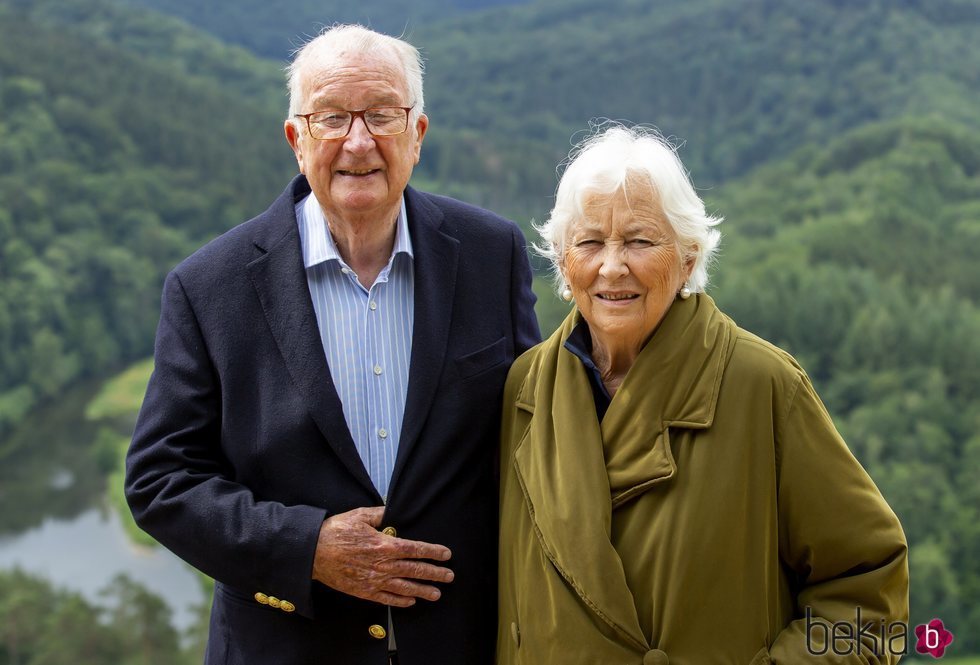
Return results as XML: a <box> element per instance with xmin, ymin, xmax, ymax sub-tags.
<box><xmin>336</xmin><ymin>168</ymin><xmax>381</xmax><ymax>176</ymax></box>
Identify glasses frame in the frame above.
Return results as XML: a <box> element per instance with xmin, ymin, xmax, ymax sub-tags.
<box><xmin>294</xmin><ymin>106</ymin><xmax>415</xmax><ymax>140</ymax></box>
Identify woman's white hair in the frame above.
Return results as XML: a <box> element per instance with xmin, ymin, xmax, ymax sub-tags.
<box><xmin>537</xmin><ymin>122</ymin><xmax>722</xmax><ymax>294</ymax></box>
<box><xmin>286</xmin><ymin>24</ymin><xmax>425</xmax><ymax>122</ymax></box>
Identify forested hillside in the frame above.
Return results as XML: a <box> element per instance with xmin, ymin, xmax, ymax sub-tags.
<box><xmin>119</xmin><ymin>0</ymin><xmax>530</xmax><ymax>59</ymax></box>
<box><xmin>0</xmin><ymin>4</ymin><xmax>294</xmax><ymax>437</ymax></box>
<box><xmin>0</xmin><ymin>0</ymin><xmax>978</xmax><ymax>658</ymax></box>
<box><xmin>420</xmin><ymin>0</ymin><xmax>980</xmax><ymax>184</ymax></box>
<box><xmin>7</xmin><ymin>0</ymin><xmax>286</xmax><ymax>112</ymax></box>
<box><xmin>111</xmin><ymin>0</ymin><xmax>980</xmax><ymax>185</ymax></box>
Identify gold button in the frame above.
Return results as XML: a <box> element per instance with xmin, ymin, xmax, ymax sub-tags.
<box><xmin>381</xmin><ymin>526</ymin><xmax>397</xmax><ymax>537</ymax></box>
<box><xmin>267</xmin><ymin>596</ymin><xmax>281</xmax><ymax>609</ymax></box>
<box><xmin>254</xmin><ymin>592</ymin><xmax>269</xmax><ymax>605</ymax></box>
<box><xmin>368</xmin><ymin>624</ymin><xmax>387</xmax><ymax>640</ymax></box>
<box><xmin>279</xmin><ymin>600</ymin><xmax>296</xmax><ymax>613</ymax></box>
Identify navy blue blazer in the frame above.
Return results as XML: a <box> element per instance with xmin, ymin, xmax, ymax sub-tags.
<box><xmin>126</xmin><ymin>175</ymin><xmax>540</xmax><ymax>664</ymax></box>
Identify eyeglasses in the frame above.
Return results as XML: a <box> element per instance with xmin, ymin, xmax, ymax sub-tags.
<box><xmin>294</xmin><ymin>106</ymin><xmax>414</xmax><ymax>140</ymax></box>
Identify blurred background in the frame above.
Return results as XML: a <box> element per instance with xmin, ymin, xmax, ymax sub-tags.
<box><xmin>0</xmin><ymin>0</ymin><xmax>977</xmax><ymax>661</ymax></box>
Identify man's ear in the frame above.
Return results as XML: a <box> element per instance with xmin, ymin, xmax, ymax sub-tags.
<box><xmin>285</xmin><ymin>119</ymin><xmax>306</xmax><ymax>173</ymax></box>
<box><xmin>412</xmin><ymin>113</ymin><xmax>429</xmax><ymax>164</ymax></box>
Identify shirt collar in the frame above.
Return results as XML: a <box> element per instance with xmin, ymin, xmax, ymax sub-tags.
<box><xmin>296</xmin><ymin>193</ymin><xmax>413</xmax><ymax>269</ymax></box>
<box><xmin>563</xmin><ymin>317</ymin><xmax>613</xmax><ymax>415</ymax></box>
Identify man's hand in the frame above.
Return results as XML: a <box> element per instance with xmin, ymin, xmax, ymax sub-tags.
<box><xmin>312</xmin><ymin>506</ymin><xmax>454</xmax><ymax>607</ymax></box>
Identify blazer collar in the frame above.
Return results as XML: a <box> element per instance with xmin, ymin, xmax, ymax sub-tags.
<box><xmin>511</xmin><ymin>294</ymin><xmax>735</xmax><ymax>649</ymax></box>
<box><xmin>245</xmin><ymin>175</ymin><xmax>380</xmax><ymax>500</ymax></box>
<box><xmin>386</xmin><ymin>186</ymin><xmax>460</xmax><ymax>498</ymax></box>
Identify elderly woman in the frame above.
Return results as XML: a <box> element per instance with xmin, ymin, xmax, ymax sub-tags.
<box><xmin>497</xmin><ymin>125</ymin><xmax>908</xmax><ymax>665</ymax></box>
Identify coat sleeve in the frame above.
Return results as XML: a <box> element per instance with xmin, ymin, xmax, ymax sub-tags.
<box><xmin>124</xmin><ymin>270</ymin><xmax>327</xmax><ymax>618</ymax></box>
<box><xmin>509</xmin><ymin>224</ymin><xmax>542</xmax><ymax>354</ymax></box>
<box><xmin>769</xmin><ymin>372</ymin><xmax>908</xmax><ymax>664</ymax></box>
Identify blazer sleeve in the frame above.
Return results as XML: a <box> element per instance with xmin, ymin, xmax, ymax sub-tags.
<box><xmin>769</xmin><ymin>372</ymin><xmax>909</xmax><ymax>664</ymax></box>
<box><xmin>509</xmin><ymin>224</ymin><xmax>542</xmax><ymax>354</ymax></box>
<box><xmin>125</xmin><ymin>270</ymin><xmax>327</xmax><ymax>619</ymax></box>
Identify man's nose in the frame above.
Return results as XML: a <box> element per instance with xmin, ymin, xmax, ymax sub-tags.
<box><xmin>344</xmin><ymin>116</ymin><xmax>376</xmax><ymax>153</ymax></box>
<box><xmin>598</xmin><ymin>243</ymin><xmax>629</xmax><ymax>279</ymax></box>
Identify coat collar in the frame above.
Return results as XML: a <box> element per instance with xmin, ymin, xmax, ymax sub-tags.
<box><xmin>244</xmin><ymin>176</ymin><xmax>459</xmax><ymax>502</ymax></box>
<box><xmin>511</xmin><ymin>294</ymin><xmax>735</xmax><ymax>649</ymax></box>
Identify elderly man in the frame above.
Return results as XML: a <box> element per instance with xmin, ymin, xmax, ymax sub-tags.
<box><xmin>126</xmin><ymin>24</ymin><xmax>540</xmax><ymax>665</ymax></box>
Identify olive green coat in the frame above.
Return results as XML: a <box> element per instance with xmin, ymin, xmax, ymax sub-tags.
<box><xmin>497</xmin><ymin>295</ymin><xmax>908</xmax><ymax>665</ymax></box>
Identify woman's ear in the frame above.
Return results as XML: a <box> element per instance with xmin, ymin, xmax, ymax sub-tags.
<box><xmin>682</xmin><ymin>246</ymin><xmax>698</xmax><ymax>280</ymax></box>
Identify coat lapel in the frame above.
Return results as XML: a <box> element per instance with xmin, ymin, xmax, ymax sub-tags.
<box><xmin>388</xmin><ymin>187</ymin><xmax>459</xmax><ymax>494</ymax></box>
<box><xmin>245</xmin><ymin>177</ymin><xmax>379</xmax><ymax>500</ymax></box>
<box><xmin>600</xmin><ymin>294</ymin><xmax>733</xmax><ymax>507</ymax></box>
<box><xmin>512</xmin><ymin>312</ymin><xmax>650</xmax><ymax>652</ymax></box>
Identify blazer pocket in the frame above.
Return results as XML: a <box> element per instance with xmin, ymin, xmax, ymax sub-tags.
<box><xmin>456</xmin><ymin>336</ymin><xmax>508</xmax><ymax>379</ymax></box>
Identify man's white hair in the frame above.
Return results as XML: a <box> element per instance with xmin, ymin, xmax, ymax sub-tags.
<box><xmin>537</xmin><ymin>122</ymin><xmax>723</xmax><ymax>294</ymax></box>
<box><xmin>286</xmin><ymin>24</ymin><xmax>425</xmax><ymax>122</ymax></box>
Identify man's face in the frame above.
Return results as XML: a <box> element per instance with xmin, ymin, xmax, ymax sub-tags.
<box><xmin>286</xmin><ymin>50</ymin><xmax>428</xmax><ymax>227</ymax></box>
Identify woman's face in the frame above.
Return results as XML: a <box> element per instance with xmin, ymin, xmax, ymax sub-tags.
<box><xmin>562</xmin><ymin>181</ymin><xmax>692</xmax><ymax>351</ymax></box>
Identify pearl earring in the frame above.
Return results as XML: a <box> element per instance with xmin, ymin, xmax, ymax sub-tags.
<box><xmin>679</xmin><ymin>283</ymin><xmax>692</xmax><ymax>300</ymax></box>
<box><xmin>560</xmin><ymin>287</ymin><xmax>573</xmax><ymax>302</ymax></box>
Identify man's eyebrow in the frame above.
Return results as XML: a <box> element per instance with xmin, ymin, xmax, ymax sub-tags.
<box><xmin>307</xmin><ymin>93</ymin><xmax>405</xmax><ymax>110</ymax></box>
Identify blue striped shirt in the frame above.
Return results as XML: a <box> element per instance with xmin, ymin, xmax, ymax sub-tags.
<box><xmin>296</xmin><ymin>193</ymin><xmax>414</xmax><ymax>500</ymax></box>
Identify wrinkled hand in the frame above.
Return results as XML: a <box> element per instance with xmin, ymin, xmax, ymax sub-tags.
<box><xmin>312</xmin><ymin>506</ymin><xmax>454</xmax><ymax>607</ymax></box>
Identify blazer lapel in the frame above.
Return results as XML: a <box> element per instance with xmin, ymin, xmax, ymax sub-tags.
<box><xmin>245</xmin><ymin>177</ymin><xmax>379</xmax><ymax>500</ymax></box>
<box><xmin>388</xmin><ymin>187</ymin><xmax>459</xmax><ymax>494</ymax></box>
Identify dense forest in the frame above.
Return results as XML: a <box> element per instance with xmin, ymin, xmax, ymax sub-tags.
<box><xmin>0</xmin><ymin>570</ymin><xmax>204</xmax><ymax>665</ymax></box>
<box><xmin>0</xmin><ymin>0</ymin><xmax>977</xmax><ymax>659</ymax></box>
<box><xmin>0</xmin><ymin>2</ymin><xmax>295</xmax><ymax>437</ymax></box>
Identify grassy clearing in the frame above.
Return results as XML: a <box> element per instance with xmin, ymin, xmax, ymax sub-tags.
<box><xmin>85</xmin><ymin>358</ymin><xmax>157</xmax><ymax>547</ymax></box>
<box><xmin>88</xmin><ymin>358</ymin><xmax>216</xmax><ymax>595</ymax></box>
<box><xmin>85</xmin><ymin>357</ymin><xmax>154</xmax><ymax>421</ymax></box>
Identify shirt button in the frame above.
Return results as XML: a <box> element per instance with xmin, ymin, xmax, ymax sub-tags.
<box><xmin>341</xmin><ymin>267</ymin><xmax>351</xmax><ymax>275</ymax></box>
<box><xmin>378</xmin><ymin>428</ymin><xmax>388</xmax><ymax>439</ymax></box>
<box><xmin>373</xmin><ymin>365</ymin><xmax>382</xmax><ymax>375</ymax></box>
<box><xmin>369</xmin><ymin>301</ymin><xmax>378</xmax><ymax>310</ymax></box>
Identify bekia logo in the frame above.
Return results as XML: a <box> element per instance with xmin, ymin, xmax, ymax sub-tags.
<box><xmin>805</xmin><ymin>608</ymin><xmax>957</xmax><ymax>658</ymax></box>
<box><xmin>915</xmin><ymin>619</ymin><xmax>954</xmax><ymax>659</ymax></box>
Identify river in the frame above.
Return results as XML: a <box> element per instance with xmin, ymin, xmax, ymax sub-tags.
<box><xmin>0</xmin><ymin>380</ymin><xmax>207</xmax><ymax>633</ymax></box>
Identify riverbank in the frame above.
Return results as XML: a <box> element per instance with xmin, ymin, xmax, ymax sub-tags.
<box><xmin>86</xmin><ymin>358</ymin><xmax>215</xmax><ymax>593</ymax></box>
<box><xmin>0</xmin><ymin>361</ymin><xmax>209</xmax><ymax>651</ymax></box>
